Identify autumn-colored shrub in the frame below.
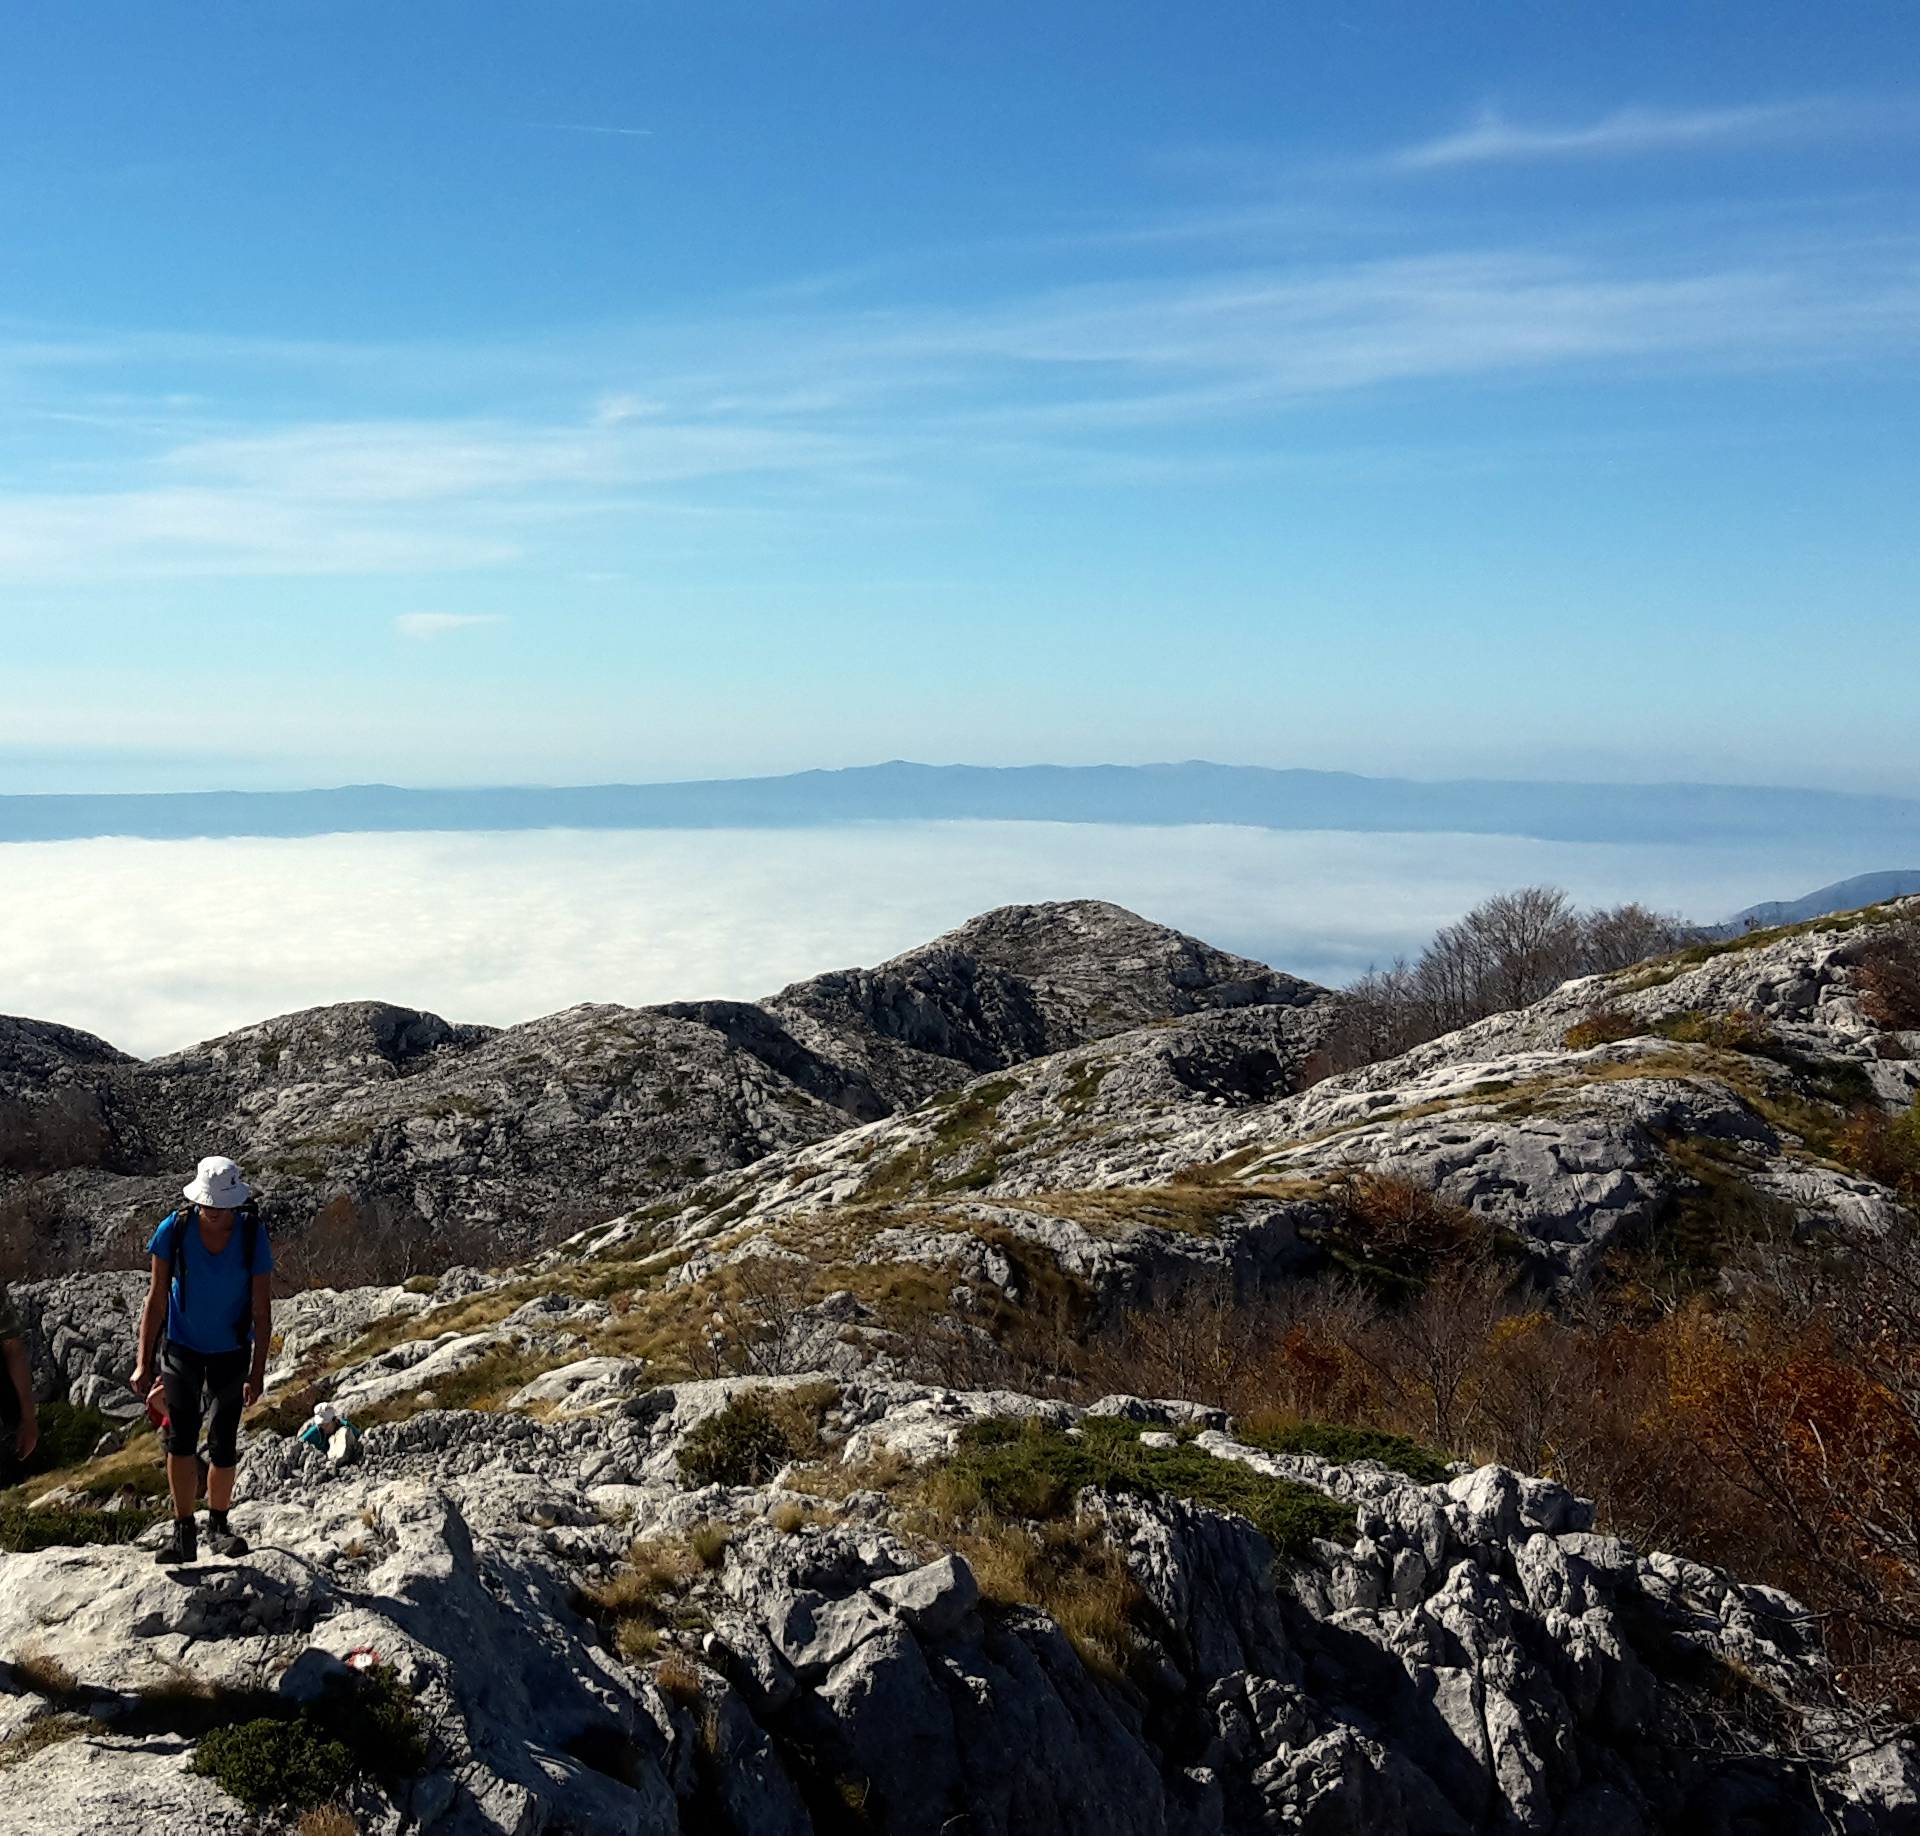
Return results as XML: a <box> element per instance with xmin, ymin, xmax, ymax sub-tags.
<box><xmin>1856</xmin><ymin>920</ymin><xmax>1920</xmax><ymax>1030</ymax></box>
<box><xmin>1050</xmin><ymin>1226</ymin><xmax>1920</xmax><ymax>1714</ymax></box>
<box><xmin>1663</xmin><ymin>1285</ymin><xmax>1920</xmax><ymax>1710</ymax></box>
<box><xmin>1562</xmin><ymin>1007</ymin><xmax>1641</xmax><ymax>1051</ymax></box>
<box><xmin>1837</xmin><ymin>1096</ymin><xmax>1920</xmax><ymax>1201</ymax></box>
<box><xmin>1314</xmin><ymin>1170</ymin><xmax>1496</xmax><ymax>1296</ymax></box>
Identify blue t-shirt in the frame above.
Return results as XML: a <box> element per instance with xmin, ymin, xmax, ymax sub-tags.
<box><xmin>147</xmin><ymin>1209</ymin><xmax>274</xmax><ymax>1354</ymax></box>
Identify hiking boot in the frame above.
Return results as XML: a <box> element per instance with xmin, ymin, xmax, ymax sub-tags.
<box><xmin>155</xmin><ymin>1516</ymin><xmax>197</xmax><ymax>1566</ymax></box>
<box><xmin>206</xmin><ymin>1517</ymin><xmax>248</xmax><ymax>1558</ymax></box>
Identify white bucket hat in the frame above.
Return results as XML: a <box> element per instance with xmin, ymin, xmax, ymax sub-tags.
<box><xmin>183</xmin><ymin>1154</ymin><xmax>252</xmax><ymax>1209</ymax></box>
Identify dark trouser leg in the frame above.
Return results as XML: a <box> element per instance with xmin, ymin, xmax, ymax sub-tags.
<box><xmin>159</xmin><ymin>1347</ymin><xmax>207</xmax><ymax>1523</ymax></box>
<box><xmin>203</xmin><ymin>1352</ymin><xmax>246</xmax><ymax>1472</ymax></box>
<box><xmin>202</xmin><ymin>1351</ymin><xmax>249</xmax><ymax>1546</ymax></box>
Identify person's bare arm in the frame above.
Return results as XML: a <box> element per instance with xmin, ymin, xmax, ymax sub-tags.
<box><xmin>245</xmin><ymin>1273</ymin><xmax>272</xmax><ymax>1407</ymax></box>
<box><xmin>3</xmin><ymin>1337</ymin><xmax>35</xmax><ymax>1462</ymax></box>
<box><xmin>131</xmin><ymin>1256</ymin><xmax>169</xmax><ymax>1393</ymax></box>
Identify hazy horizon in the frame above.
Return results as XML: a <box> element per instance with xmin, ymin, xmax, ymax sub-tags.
<box><xmin>7</xmin><ymin>754</ymin><xmax>1920</xmax><ymax>799</ymax></box>
<box><xmin>3</xmin><ymin>821</ymin><xmax>1899</xmax><ymax>1058</ymax></box>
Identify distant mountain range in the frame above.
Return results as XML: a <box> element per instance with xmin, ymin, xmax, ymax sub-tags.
<box><xmin>1722</xmin><ymin>869</ymin><xmax>1920</xmax><ymax>932</ymax></box>
<box><xmin>4</xmin><ymin>759</ymin><xmax>1919</xmax><ymax>848</ymax></box>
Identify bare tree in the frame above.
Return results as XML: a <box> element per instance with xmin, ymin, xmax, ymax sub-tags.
<box><xmin>687</xmin><ymin>1252</ymin><xmax>824</xmax><ymax>1378</ymax></box>
<box><xmin>1329</xmin><ymin>887</ymin><xmax>1702</xmax><ymax>1071</ymax></box>
<box><xmin>1580</xmin><ymin>902</ymin><xmax>1701</xmax><ymax>975</ymax></box>
<box><xmin>1353</xmin><ymin>1256</ymin><xmax>1511</xmax><ymax>1451</ymax></box>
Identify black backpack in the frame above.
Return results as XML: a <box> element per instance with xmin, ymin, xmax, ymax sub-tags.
<box><xmin>166</xmin><ymin>1201</ymin><xmax>262</xmax><ymax>1347</ymax></box>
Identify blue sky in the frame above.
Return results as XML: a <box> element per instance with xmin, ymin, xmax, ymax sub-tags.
<box><xmin>2</xmin><ymin>0</ymin><xmax>1916</xmax><ymax>794</ymax></box>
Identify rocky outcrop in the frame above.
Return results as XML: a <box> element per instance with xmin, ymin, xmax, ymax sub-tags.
<box><xmin>755</xmin><ymin>900</ymin><xmax>1323</xmax><ymax>1113</ymax></box>
<box><xmin>604</xmin><ymin>900</ymin><xmax>1917</xmax><ymax>1296</ymax></box>
<box><xmin>0</xmin><ymin>1376</ymin><xmax>1909</xmax><ymax>1834</ymax></box>
<box><xmin>0</xmin><ymin>903</ymin><xmax>1334</xmax><ymax>1270</ymax></box>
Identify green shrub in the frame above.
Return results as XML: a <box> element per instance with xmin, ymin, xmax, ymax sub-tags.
<box><xmin>1237</xmin><ymin>1418</ymin><xmax>1450</xmax><ymax>1484</ymax></box>
<box><xmin>192</xmin><ymin>1719</ymin><xmax>357</xmax><ymax>1813</ymax></box>
<box><xmin>189</xmin><ymin>1664</ymin><xmax>424</xmax><ymax>1813</ymax></box>
<box><xmin>678</xmin><ymin>1395</ymin><xmax>803</xmax><ymax>1487</ymax></box>
<box><xmin>0</xmin><ymin>1504</ymin><xmax>160</xmax><ymax>1552</ymax></box>
<box><xmin>934</xmin><ymin>1416</ymin><xmax>1355</xmax><ymax>1559</ymax></box>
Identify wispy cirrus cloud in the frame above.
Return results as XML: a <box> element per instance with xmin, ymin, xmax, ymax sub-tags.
<box><xmin>395</xmin><ymin>612</ymin><xmax>505</xmax><ymax>640</ymax></box>
<box><xmin>532</xmin><ymin>121</ymin><xmax>652</xmax><ymax>140</ymax></box>
<box><xmin>1</xmin><ymin>149</ymin><xmax>1916</xmax><ymax>588</ymax></box>
<box><xmin>1392</xmin><ymin>100</ymin><xmax>1832</xmax><ymax>171</ymax></box>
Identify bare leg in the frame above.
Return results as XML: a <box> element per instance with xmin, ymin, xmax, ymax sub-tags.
<box><xmin>207</xmin><ymin>1464</ymin><xmax>236</xmax><ymax>1513</ymax></box>
<box><xmin>167</xmin><ymin>1453</ymin><xmax>199</xmax><ymax>1520</ymax></box>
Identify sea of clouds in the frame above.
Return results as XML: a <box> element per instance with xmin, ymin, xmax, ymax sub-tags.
<box><xmin>0</xmin><ymin>821</ymin><xmax>1885</xmax><ymax>1057</ymax></box>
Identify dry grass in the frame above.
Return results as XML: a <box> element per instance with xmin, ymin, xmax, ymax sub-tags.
<box><xmin>296</xmin><ymin>1808</ymin><xmax>359</xmax><ymax>1836</ymax></box>
<box><xmin>351</xmin><ymin>1344</ymin><xmax>569</xmax><ymax>1427</ymax></box>
<box><xmin>8</xmin><ymin>1646</ymin><xmax>77</xmax><ymax>1698</ymax></box>
<box><xmin>945</xmin><ymin>1514</ymin><xmax>1141</xmax><ymax>1678</ymax></box>
<box><xmin>16</xmin><ymin>1430</ymin><xmax>169</xmax><ymax>1505</ymax></box>
<box><xmin>687</xmin><ymin>1520</ymin><xmax>733</xmax><ymax>1569</ymax></box>
<box><xmin>579</xmin><ymin>1524</ymin><xmax>730</xmax><ymax>1663</ymax></box>
<box><xmin>1653</xmin><ymin>1008</ymin><xmax>1775</xmax><ymax>1052</ymax></box>
<box><xmin>1006</xmin><ymin>1181</ymin><xmax>1305</xmax><ymax>1238</ymax></box>
<box><xmin>0</xmin><ymin>1714</ymin><xmax>88</xmax><ymax>1771</ymax></box>
<box><xmin>789</xmin><ymin>1447</ymin><xmax>912</xmax><ymax>1501</ymax></box>
<box><xmin>769</xmin><ymin>1499</ymin><xmax>835</xmax><ymax>1534</ymax></box>
<box><xmin>615</xmin><ymin>1619</ymin><xmax>662</xmax><ymax>1662</ymax></box>
<box><xmin>137</xmin><ymin>1662</ymin><xmax>218</xmax><ymax>1709</ymax></box>
<box><xmin>653</xmin><ymin>1654</ymin><xmax>705</xmax><ymax>1707</ymax></box>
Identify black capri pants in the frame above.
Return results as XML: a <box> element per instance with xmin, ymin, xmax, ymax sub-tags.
<box><xmin>161</xmin><ymin>1343</ymin><xmax>249</xmax><ymax>1468</ymax></box>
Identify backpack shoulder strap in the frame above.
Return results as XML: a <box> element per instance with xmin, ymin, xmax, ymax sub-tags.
<box><xmin>165</xmin><ymin>1207</ymin><xmax>196</xmax><ymax>1312</ymax></box>
<box><xmin>236</xmin><ymin>1204</ymin><xmax>261</xmax><ymax>1338</ymax></box>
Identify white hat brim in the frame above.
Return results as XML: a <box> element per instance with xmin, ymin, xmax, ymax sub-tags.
<box><xmin>182</xmin><ymin>1174</ymin><xmax>253</xmax><ymax>1207</ymax></box>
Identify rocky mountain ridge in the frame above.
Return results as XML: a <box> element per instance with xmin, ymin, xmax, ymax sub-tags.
<box><xmin>0</xmin><ymin>901</ymin><xmax>1323</xmax><ymax>1272</ymax></box>
<box><xmin>3</xmin><ymin>895</ymin><xmax>1918</xmax><ymax>1832</ymax></box>
<box><xmin>569</xmin><ymin>898</ymin><xmax>1919</xmax><ymax>1320</ymax></box>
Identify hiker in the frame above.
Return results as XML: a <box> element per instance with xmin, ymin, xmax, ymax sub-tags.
<box><xmin>0</xmin><ymin>1283</ymin><xmax>38</xmax><ymax>1487</ymax></box>
<box><xmin>298</xmin><ymin>1400</ymin><xmax>362</xmax><ymax>1464</ymax></box>
<box><xmin>130</xmin><ymin>1155</ymin><xmax>274</xmax><ymax>1564</ymax></box>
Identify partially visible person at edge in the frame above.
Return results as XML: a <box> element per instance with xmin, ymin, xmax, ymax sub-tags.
<box><xmin>131</xmin><ymin>1155</ymin><xmax>273</xmax><ymax>1565</ymax></box>
<box><xmin>0</xmin><ymin>1281</ymin><xmax>39</xmax><ymax>1486</ymax></box>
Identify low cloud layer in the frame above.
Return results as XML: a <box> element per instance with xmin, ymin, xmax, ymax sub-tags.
<box><xmin>0</xmin><ymin>823</ymin><xmax>1884</xmax><ymax>1058</ymax></box>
